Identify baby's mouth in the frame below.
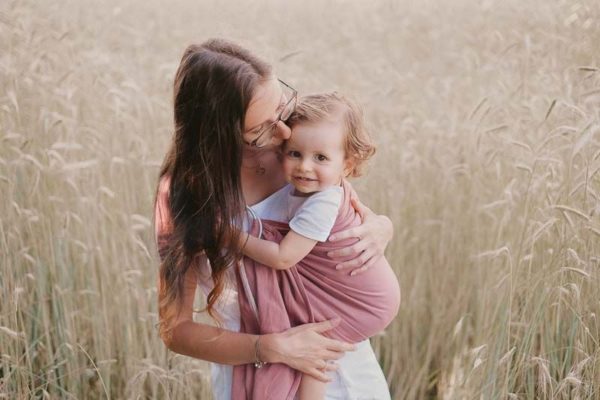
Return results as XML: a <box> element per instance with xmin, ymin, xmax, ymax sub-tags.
<box><xmin>294</xmin><ymin>176</ymin><xmax>316</xmax><ymax>182</ymax></box>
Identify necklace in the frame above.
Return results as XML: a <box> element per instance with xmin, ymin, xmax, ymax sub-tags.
<box><xmin>242</xmin><ymin>154</ymin><xmax>266</xmax><ymax>175</ymax></box>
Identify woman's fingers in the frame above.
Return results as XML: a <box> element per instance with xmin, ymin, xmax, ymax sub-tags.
<box><xmin>350</xmin><ymin>254</ymin><xmax>380</xmax><ymax>276</ymax></box>
<box><xmin>307</xmin><ymin>318</ymin><xmax>341</xmax><ymax>333</ymax></box>
<box><xmin>305</xmin><ymin>321</ymin><xmax>355</xmax><ymax>352</ymax></box>
<box><xmin>323</xmin><ymin>337</ymin><xmax>355</xmax><ymax>352</ymax></box>
<box><xmin>350</xmin><ymin>265</ymin><xmax>369</xmax><ymax>276</ymax></box>
<box><xmin>323</xmin><ymin>349</ymin><xmax>345</xmax><ymax>360</ymax></box>
<box><xmin>350</xmin><ymin>197</ymin><xmax>374</xmax><ymax>221</ymax></box>
<box><xmin>286</xmin><ymin>318</ymin><xmax>339</xmax><ymax>334</ymax></box>
<box><xmin>276</xmin><ymin>320</ymin><xmax>354</xmax><ymax>379</ymax></box>
<box><xmin>306</xmin><ymin>368</ymin><xmax>332</xmax><ymax>382</ymax></box>
<box><xmin>328</xmin><ymin>226</ymin><xmax>362</xmax><ymax>244</ymax></box>
<box><xmin>324</xmin><ymin>361</ymin><xmax>339</xmax><ymax>372</ymax></box>
<box><xmin>335</xmin><ymin>247</ymin><xmax>373</xmax><ymax>270</ymax></box>
<box><xmin>328</xmin><ymin>237</ymin><xmax>368</xmax><ymax>259</ymax></box>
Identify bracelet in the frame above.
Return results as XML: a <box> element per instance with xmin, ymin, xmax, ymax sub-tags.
<box><xmin>254</xmin><ymin>335</ymin><xmax>267</xmax><ymax>369</ymax></box>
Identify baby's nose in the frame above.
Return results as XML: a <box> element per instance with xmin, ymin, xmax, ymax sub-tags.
<box><xmin>299</xmin><ymin>158</ymin><xmax>311</xmax><ymax>170</ymax></box>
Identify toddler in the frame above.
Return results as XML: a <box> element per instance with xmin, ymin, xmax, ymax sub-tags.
<box><xmin>233</xmin><ymin>93</ymin><xmax>401</xmax><ymax>400</ymax></box>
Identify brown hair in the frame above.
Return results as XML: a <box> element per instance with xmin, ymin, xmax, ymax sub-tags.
<box><xmin>286</xmin><ymin>92</ymin><xmax>375</xmax><ymax>177</ymax></box>
<box><xmin>155</xmin><ymin>39</ymin><xmax>271</xmax><ymax>340</ymax></box>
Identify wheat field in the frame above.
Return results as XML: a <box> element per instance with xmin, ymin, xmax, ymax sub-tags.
<box><xmin>1</xmin><ymin>0</ymin><xmax>600</xmax><ymax>398</ymax></box>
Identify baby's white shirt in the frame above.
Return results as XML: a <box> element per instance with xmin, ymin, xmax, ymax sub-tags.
<box><xmin>286</xmin><ymin>184</ymin><xmax>343</xmax><ymax>242</ymax></box>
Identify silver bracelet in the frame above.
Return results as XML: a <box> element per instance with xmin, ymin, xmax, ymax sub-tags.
<box><xmin>254</xmin><ymin>335</ymin><xmax>267</xmax><ymax>369</ymax></box>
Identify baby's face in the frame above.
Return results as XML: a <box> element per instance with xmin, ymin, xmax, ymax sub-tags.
<box><xmin>282</xmin><ymin>119</ymin><xmax>352</xmax><ymax>194</ymax></box>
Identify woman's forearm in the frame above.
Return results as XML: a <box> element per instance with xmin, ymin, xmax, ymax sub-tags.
<box><xmin>157</xmin><ymin>253</ymin><xmax>278</xmax><ymax>366</ymax></box>
<box><xmin>167</xmin><ymin>322</ymin><xmax>253</xmax><ymax>364</ymax></box>
<box><xmin>166</xmin><ymin>319</ymin><xmax>284</xmax><ymax>365</ymax></box>
<box><xmin>164</xmin><ymin>317</ymin><xmax>353</xmax><ymax>383</ymax></box>
<box><xmin>157</xmin><ymin>259</ymin><xmax>352</xmax><ymax>382</ymax></box>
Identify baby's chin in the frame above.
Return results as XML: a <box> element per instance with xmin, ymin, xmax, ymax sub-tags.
<box><xmin>289</xmin><ymin>185</ymin><xmax>314</xmax><ymax>197</ymax></box>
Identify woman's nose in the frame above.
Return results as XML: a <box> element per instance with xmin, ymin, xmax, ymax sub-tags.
<box><xmin>275</xmin><ymin>120</ymin><xmax>291</xmax><ymax>140</ymax></box>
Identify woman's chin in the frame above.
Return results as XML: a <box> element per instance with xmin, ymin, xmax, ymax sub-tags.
<box><xmin>243</xmin><ymin>142</ymin><xmax>282</xmax><ymax>156</ymax></box>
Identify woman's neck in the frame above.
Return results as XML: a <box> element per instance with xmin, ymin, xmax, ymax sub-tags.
<box><xmin>241</xmin><ymin>149</ymin><xmax>286</xmax><ymax>206</ymax></box>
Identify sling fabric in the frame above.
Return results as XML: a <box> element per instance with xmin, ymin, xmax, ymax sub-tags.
<box><xmin>232</xmin><ymin>180</ymin><xmax>400</xmax><ymax>400</ymax></box>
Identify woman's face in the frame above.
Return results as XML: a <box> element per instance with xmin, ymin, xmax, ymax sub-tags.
<box><xmin>243</xmin><ymin>77</ymin><xmax>292</xmax><ymax>150</ymax></box>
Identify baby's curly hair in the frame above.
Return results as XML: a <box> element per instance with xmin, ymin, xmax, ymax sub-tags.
<box><xmin>286</xmin><ymin>92</ymin><xmax>376</xmax><ymax>177</ymax></box>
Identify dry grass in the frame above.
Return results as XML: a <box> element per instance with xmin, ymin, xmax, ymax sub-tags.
<box><xmin>1</xmin><ymin>0</ymin><xmax>600</xmax><ymax>398</ymax></box>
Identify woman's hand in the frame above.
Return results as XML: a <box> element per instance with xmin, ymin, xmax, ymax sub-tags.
<box><xmin>261</xmin><ymin>318</ymin><xmax>355</xmax><ymax>382</ymax></box>
<box><xmin>327</xmin><ymin>198</ymin><xmax>393</xmax><ymax>275</ymax></box>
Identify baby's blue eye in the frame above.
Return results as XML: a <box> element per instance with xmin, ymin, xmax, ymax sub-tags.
<box><xmin>288</xmin><ymin>150</ymin><xmax>301</xmax><ymax>158</ymax></box>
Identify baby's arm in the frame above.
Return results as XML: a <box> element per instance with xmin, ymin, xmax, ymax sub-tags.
<box><xmin>240</xmin><ymin>230</ymin><xmax>317</xmax><ymax>270</ymax></box>
<box><xmin>241</xmin><ymin>185</ymin><xmax>342</xmax><ymax>270</ymax></box>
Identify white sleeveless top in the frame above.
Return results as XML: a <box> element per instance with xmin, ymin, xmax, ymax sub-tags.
<box><xmin>197</xmin><ymin>185</ymin><xmax>391</xmax><ymax>400</ymax></box>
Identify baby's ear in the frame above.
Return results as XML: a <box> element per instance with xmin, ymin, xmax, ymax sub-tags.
<box><xmin>343</xmin><ymin>157</ymin><xmax>356</xmax><ymax>177</ymax></box>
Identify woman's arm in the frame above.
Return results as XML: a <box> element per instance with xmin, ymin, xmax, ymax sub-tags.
<box><xmin>155</xmin><ymin>178</ymin><xmax>352</xmax><ymax>381</ymax></box>
<box><xmin>239</xmin><ymin>230</ymin><xmax>317</xmax><ymax>270</ymax></box>
<box><xmin>161</xmin><ymin>263</ymin><xmax>256</xmax><ymax>363</ymax></box>
<box><xmin>327</xmin><ymin>198</ymin><xmax>394</xmax><ymax>275</ymax></box>
<box><xmin>160</xmin><ymin>263</ymin><xmax>351</xmax><ymax>381</ymax></box>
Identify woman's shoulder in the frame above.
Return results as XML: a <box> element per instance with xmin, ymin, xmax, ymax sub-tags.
<box><xmin>158</xmin><ymin>175</ymin><xmax>171</xmax><ymax>196</ymax></box>
<box><xmin>155</xmin><ymin>175</ymin><xmax>173</xmax><ymax>245</ymax></box>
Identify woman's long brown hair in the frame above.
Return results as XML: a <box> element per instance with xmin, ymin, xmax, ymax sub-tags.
<box><xmin>155</xmin><ymin>39</ymin><xmax>271</xmax><ymax>340</ymax></box>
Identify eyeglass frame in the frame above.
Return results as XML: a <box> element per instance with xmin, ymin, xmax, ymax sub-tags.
<box><xmin>243</xmin><ymin>79</ymin><xmax>297</xmax><ymax>148</ymax></box>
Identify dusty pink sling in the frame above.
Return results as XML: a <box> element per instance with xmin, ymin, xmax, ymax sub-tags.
<box><xmin>232</xmin><ymin>180</ymin><xmax>400</xmax><ymax>400</ymax></box>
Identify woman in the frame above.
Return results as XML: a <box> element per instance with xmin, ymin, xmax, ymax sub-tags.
<box><xmin>154</xmin><ymin>39</ymin><xmax>394</xmax><ymax>399</ymax></box>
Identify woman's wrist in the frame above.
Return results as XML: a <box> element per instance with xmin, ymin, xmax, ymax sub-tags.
<box><xmin>258</xmin><ymin>333</ymin><xmax>284</xmax><ymax>364</ymax></box>
<box><xmin>253</xmin><ymin>335</ymin><xmax>268</xmax><ymax>368</ymax></box>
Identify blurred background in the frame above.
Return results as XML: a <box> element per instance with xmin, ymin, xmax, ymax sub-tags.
<box><xmin>1</xmin><ymin>0</ymin><xmax>599</xmax><ymax>398</ymax></box>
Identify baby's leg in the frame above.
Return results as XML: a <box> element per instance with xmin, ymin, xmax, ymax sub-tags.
<box><xmin>298</xmin><ymin>373</ymin><xmax>327</xmax><ymax>400</ymax></box>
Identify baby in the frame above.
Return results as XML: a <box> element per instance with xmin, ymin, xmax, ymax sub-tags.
<box><xmin>233</xmin><ymin>93</ymin><xmax>401</xmax><ymax>400</ymax></box>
